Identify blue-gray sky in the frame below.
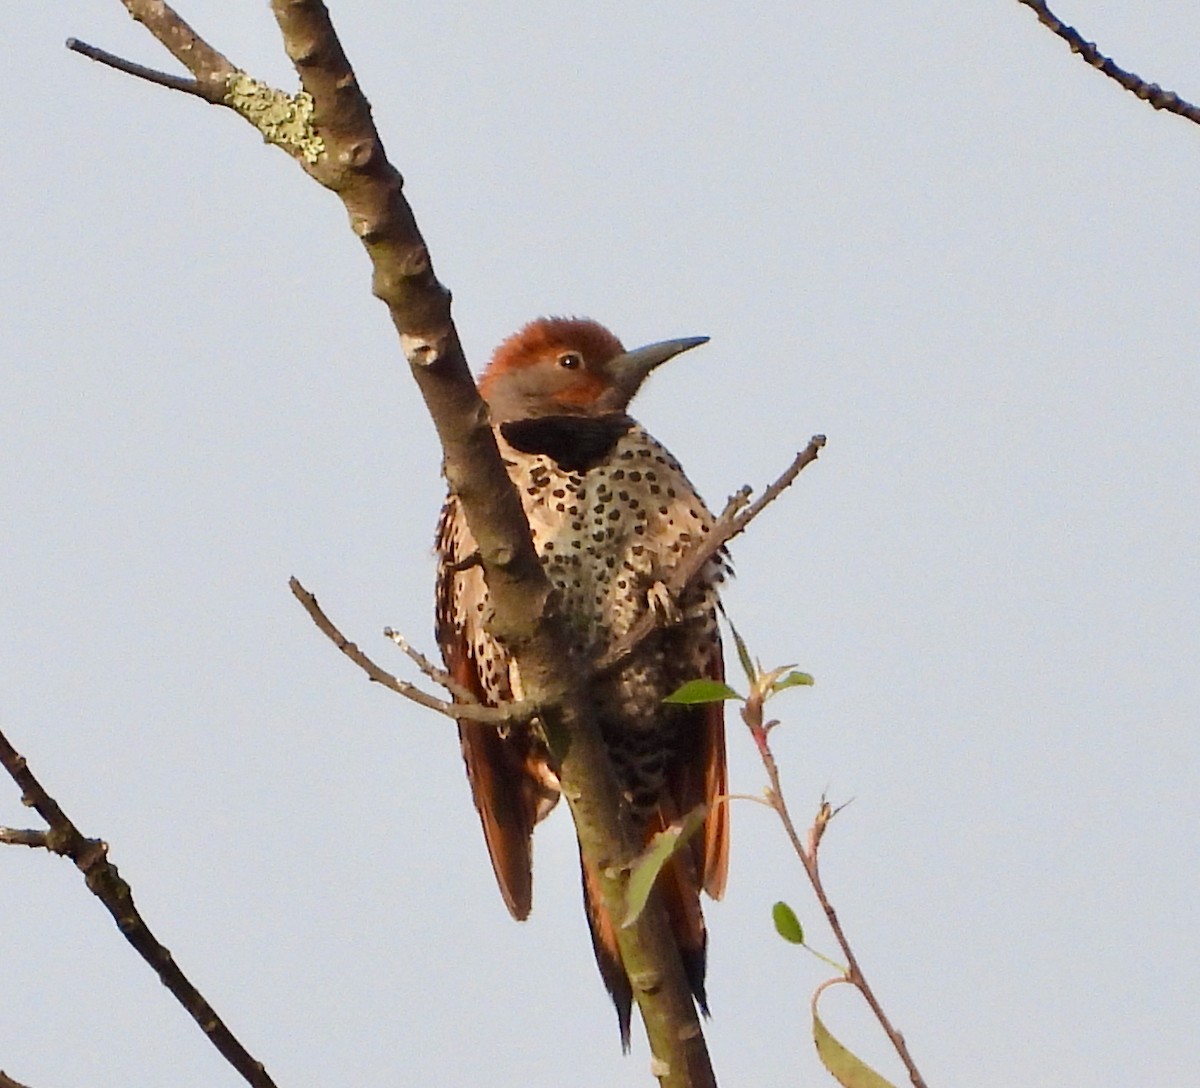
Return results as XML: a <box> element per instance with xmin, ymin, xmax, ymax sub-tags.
<box><xmin>4</xmin><ymin>4</ymin><xmax>1197</xmax><ymax>1086</ymax></box>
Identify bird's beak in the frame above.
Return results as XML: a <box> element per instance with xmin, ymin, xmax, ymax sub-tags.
<box><xmin>605</xmin><ymin>335</ymin><xmax>709</xmax><ymax>404</ymax></box>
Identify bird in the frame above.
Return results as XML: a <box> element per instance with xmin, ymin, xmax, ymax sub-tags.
<box><xmin>434</xmin><ymin>316</ymin><xmax>729</xmax><ymax>1046</ymax></box>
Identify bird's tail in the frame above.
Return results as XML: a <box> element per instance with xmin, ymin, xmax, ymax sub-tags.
<box><xmin>578</xmin><ymin>824</ymin><xmax>709</xmax><ymax>1049</ymax></box>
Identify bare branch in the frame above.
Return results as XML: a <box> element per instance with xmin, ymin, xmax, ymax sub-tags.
<box><xmin>1017</xmin><ymin>0</ymin><xmax>1200</xmax><ymax>124</ymax></box>
<box><xmin>290</xmin><ymin>578</ymin><xmax>528</xmax><ymax>726</ymax></box>
<box><xmin>0</xmin><ymin>827</ymin><xmax>48</xmax><ymax>848</ymax></box>
<box><xmin>740</xmin><ymin>692</ymin><xmax>928</xmax><ymax>1088</ymax></box>
<box><xmin>0</xmin><ymin>726</ymin><xmax>278</xmax><ymax>1088</ymax></box>
<box><xmin>118</xmin><ymin>0</ymin><xmax>234</xmax><ymax>84</ymax></box>
<box><xmin>599</xmin><ymin>435</ymin><xmax>826</xmax><ymax>673</ymax></box>
<box><xmin>726</xmin><ymin>435</ymin><xmax>826</xmax><ymax>542</ymax></box>
<box><xmin>384</xmin><ymin>627</ymin><xmax>477</xmax><ymax>703</ymax></box>
<box><xmin>66</xmin><ymin>37</ymin><xmax>222</xmax><ymax>100</ymax></box>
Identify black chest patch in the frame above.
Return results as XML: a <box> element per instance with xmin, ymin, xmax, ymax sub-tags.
<box><xmin>500</xmin><ymin>415</ymin><xmax>635</xmax><ymax>473</ymax></box>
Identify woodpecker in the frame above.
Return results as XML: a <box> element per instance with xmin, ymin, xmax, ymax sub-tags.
<box><xmin>434</xmin><ymin>316</ymin><xmax>729</xmax><ymax>1045</ymax></box>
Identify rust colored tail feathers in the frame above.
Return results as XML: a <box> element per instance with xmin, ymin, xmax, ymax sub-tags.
<box><xmin>580</xmin><ymin>692</ymin><xmax>730</xmax><ymax>1046</ymax></box>
<box><xmin>433</xmin><ymin>315</ymin><xmax>730</xmax><ymax>1044</ymax></box>
<box><xmin>438</xmin><ymin>558</ymin><xmax>730</xmax><ymax>1044</ymax></box>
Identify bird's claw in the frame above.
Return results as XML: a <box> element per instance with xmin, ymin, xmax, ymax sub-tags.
<box><xmin>647</xmin><ymin>581</ymin><xmax>682</xmax><ymax>626</ymax></box>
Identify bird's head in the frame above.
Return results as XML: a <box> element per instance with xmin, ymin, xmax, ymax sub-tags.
<box><xmin>479</xmin><ymin>317</ymin><xmax>708</xmax><ymax>423</ymax></box>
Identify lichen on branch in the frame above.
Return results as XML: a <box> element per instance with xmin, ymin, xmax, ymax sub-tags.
<box><xmin>223</xmin><ymin>72</ymin><xmax>325</xmax><ymax>162</ymax></box>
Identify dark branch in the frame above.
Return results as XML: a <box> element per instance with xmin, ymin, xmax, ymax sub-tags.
<box><xmin>0</xmin><ymin>726</ymin><xmax>279</xmax><ymax>1088</ymax></box>
<box><xmin>1017</xmin><ymin>0</ymin><xmax>1200</xmax><ymax>124</ymax></box>
<box><xmin>0</xmin><ymin>827</ymin><xmax>49</xmax><ymax>848</ymax></box>
<box><xmin>66</xmin><ymin>38</ymin><xmax>222</xmax><ymax>101</ymax></box>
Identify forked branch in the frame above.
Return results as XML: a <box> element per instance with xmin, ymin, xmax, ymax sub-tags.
<box><xmin>289</xmin><ymin>576</ymin><xmax>531</xmax><ymax>726</ymax></box>
<box><xmin>0</xmin><ymin>726</ymin><xmax>278</xmax><ymax>1088</ymax></box>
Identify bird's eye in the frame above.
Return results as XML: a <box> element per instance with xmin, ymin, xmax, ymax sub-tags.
<box><xmin>557</xmin><ymin>351</ymin><xmax>583</xmax><ymax>370</ymax></box>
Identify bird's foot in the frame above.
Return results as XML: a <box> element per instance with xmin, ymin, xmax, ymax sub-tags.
<box><xmin>647</xmin><ymin>581</ymin><xmax>682</xmax><ymax>626</ymax></box>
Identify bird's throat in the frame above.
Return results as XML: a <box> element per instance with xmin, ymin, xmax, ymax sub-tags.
<box><xmin>499</xmin><ymin>414</ymin><xmax>636</xmax><ymax>473</ymax></box>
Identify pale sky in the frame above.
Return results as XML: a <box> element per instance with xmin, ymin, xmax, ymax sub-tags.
<box><xmin>3</xmin><ymin>4</ymin><xmax>1198</xmax><ymax>1087</ymax></box>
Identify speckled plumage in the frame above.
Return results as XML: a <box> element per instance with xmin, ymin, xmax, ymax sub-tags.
<box><xmin>434</xmin><ymin>318</ymin><xmax>729</xmax><ymax>1045</ymax></box>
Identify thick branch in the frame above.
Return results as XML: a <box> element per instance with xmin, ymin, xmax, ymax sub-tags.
<box><xmin>1017</xmin><ymin>0</ymin><xmax>1200</xmax><ymax>124</ymax></box>
<box><xmin>263</xmin><ymin>6</ymin><xmax>715</xmax><ymax>1082</ymax></box>
<box><xmin>77</xmin><ymin>1</ymin><xmax>719</xmax><ymax>1080</ymax></box>
<box><xmin>0</xmin><ymin>726</ymin><xmax>278</xmax><ymax>1088</ymax></box>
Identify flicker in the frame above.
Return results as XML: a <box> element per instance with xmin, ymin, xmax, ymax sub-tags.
<box><xmin>434</xmin><ymin>316</ymin><xmax>729</xmax><ymax>1045</ymax></box>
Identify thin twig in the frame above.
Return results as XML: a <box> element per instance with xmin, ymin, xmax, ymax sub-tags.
<box><xmin>66</xmin><ymin>38</ymin><xmax>222</xmax><ymax>101</ymax></box>
<box><xmin>290</xmin><ymin>578</ymin><xmax>529</xmax><ymax>726</ymax></box>
<box><xmin>0</xmin><ymin>726</ymin><xmax>278</xmax><ymax>1088</ymax></box>
<box><xmin>599</xmin><ymin>435</ymin><xmax>826</xmax><ymax>673</ymax></box>
<box><xmin>1017</xmin><ymin>0</ymin><xmax>1200</xmax><ymax>124</ymax></box>
<box><xmin>726</xmin><ymin>435</ymin><xmax>826</xmax><ymax>541</ymax></box>
<box><xmin>383</xmin><ymin>627</ymin><xmax>476</xmax><ymax>703</ymax></box>
<box><xmin>741</xmin><ymin>696</ymin><xmax>928</xmax><ymax>1088</ymax></box>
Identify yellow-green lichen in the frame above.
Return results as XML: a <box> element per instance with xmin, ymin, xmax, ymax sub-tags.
<box><xmin>224</xmin><ymin>71</ymin><xmax>325</xmax><ymax>165</ymax></box>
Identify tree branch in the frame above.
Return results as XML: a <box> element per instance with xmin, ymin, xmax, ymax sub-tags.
<box><xmin>74</xmin><ymin>2</ymin><xmax>720</xmax><ymax>1081</ymax></box>
<box><xmin>66</xmin><ymin>37</ymin><xmax>222</xmax><ymax>100</ymax></box>
<box><xmin>383</xmin><ymin>627</ymin><xmax>478</xmax><ymax>704</ymax></box>
<box><xmin>740</xmin><ymin>693</ymin><xmax>928</xmax><ymax>1088</ymax></box>
<box><xmin>1017</xmin><ymin>0</ymin><xmax>1200</xmax><ymax>124</ymax></box>
<box><xmin>0</xmin><ymin>827</ymin><xmax>49</xmax><ymax>848</ymax></box>
<box><xmin>0</xmin><ymin>726</ymin><xmax>278</xmax><ymax>1088</ymax></box>
<box><xmin>289</xmin><ymin>576</ymin><xmax>529</xmax><ymax>726</ymax></box>
<box><xmin>599</xmin><ymin>435</ymin><xmax>826</xmax><ymax>674</ymax></box>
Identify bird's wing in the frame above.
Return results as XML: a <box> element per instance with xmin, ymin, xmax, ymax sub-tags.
<box><xmin>696</xmin><ymin>642</ymin><xmax>730</xmax><ymax>899</ymax></box>
<box><xmin>666</xmin><ymin>626</ymin><xmax>730</xmax><ymax>902</ymax></box>
<box><xmin>434</xmin><ymin>494</ymin><xmax>546</xmax><ymax>920</ymax></box>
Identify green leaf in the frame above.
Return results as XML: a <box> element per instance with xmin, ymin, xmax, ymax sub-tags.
<box><xmin>813</xmin><ymin>987</ymin><xmax>898</xmax><ymax>1088</ymax></box>
<box><xmin>725</xmin><ymin>615</ymin><xmax>757</xmax><ymax>686</ymax></box>
<box><xmin>771</xmin><ymin>670</ymin><xmax>815</xmax><ymax>693</ymax></box>
<box><xmin>772</xmin><ymin>900</ymin><xmax>805</xmax><ymax>944</ymax></box>
<box><xmin>623</xmin><ymin>805</ymin><xmax>708</xmax><ymax>927</ymax></box>
<box><xmin>662</xmin><ymin>679</ymin><xmax>742</xmax><ymax>705</ymax></box>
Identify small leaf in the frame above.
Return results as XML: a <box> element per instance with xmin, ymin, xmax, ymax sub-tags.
<box><xmin>623</xmin><ymin>805</ymin><xmax>708</xmax><ymax>927</ymax></box>
<box><xmin>771</xmin><ymin>670</ymin><xmax>815</xmax><ymax>693</ymax></box>
<box><xmin>772</xmin><ymin>900</ymin><xmax>805</xmax><ymax>944</ymax></box>
<box><xmin>725</xmin><ymin>615</ymin><xmax>757</xmax><ymax>686</ymax></box>
<box><xmin>813</xmin><ymin>985</ymin><xmax>898</xmax><ymax>1088</ymax></box>
<box><xmin>663</xmin><ymin>679</ymin><xmax>742</xmax><ymax>705</ymax></box>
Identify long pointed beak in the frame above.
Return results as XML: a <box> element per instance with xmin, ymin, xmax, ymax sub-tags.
<box><xmin>604</xmin><ymin>335</ymin><xmax>709</xmax><ymax>406</ymax></box>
